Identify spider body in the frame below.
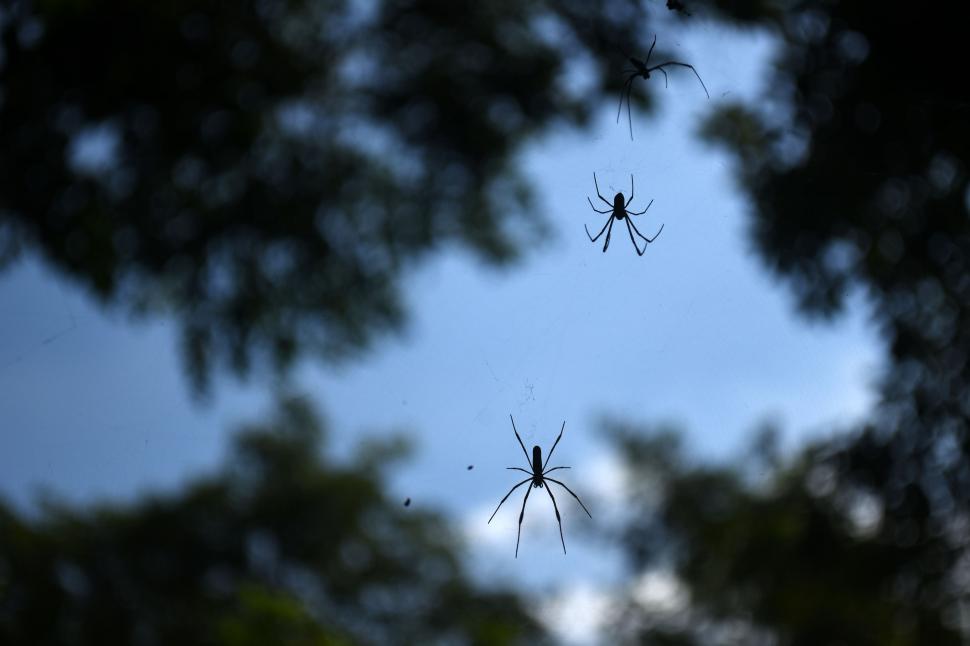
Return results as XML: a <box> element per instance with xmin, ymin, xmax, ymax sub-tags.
<box><xmin>612</xmin><ymin>192</ymin><xmax>626</xmax><ymax>214</ymax></box>
<box><xmin>586</xmin><ymin>173</ymin><xmax>663</xmax><ymax>255</ymax></box>
<box><xmin>627</xmin><ymin>57</ymin><xmax>652</xmax><ymax>80</ymax></box>
<box><xmin>489</xmin><ymin>415</ymin><xmax>592</xmax><ymax>557</ymax></box>
<box><xmin>618</xmin><ymin>35</ymin><xmax>709</xmax><ymax>138</ymax></box>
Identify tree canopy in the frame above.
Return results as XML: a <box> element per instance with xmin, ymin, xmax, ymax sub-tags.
<box><xmin>602</xmin><ymin>1</ymin><xmax>970</xmax><ymax>642</ymax></box>
<box><xmin>0</xmin><ymin>396</ymin><xmax>546</xmax><ymax>645</ymax></box>
<box><xmin>696</xmin><ymin>0</ymin><xmax>970</xmax><ymax>615</ymax></box>
<box><xmin>0</xmin><ymin>0</ymin><xmax>668</xmax><ymax>390</ymax></box>
<box><xmin>605</xmin><ymin>423</ymin><xmax>966</xmax><ymax>645</ymax></box>
<box><xmin>2</xmin><ymin>0</ymin><xmax>969</xmax><ymax>643</ymax></box>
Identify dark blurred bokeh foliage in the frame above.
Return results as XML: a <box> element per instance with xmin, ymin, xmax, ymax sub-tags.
<box><xmin>604</xmin><ymin>423</ymin><xmax>968</xmax><ymax>645</ymax></box>
<box><xmin>3</xmin><ymin>0</ymin><xmax>970</xmax><ymax>643</ymax></box>
<box><xmin>0</xmin><ymin>396</ymin><xmax>546</xmax><ymax>645</ymax></box>
<box><xmin>603</xmin><ymin>0</ymin><xmax>970</xmax><ymax>643</ymax></box>
<box><xmin>0</xmin><ymin>0</ymin><xmax>684</xmax><ymax>391</ymax></box>
<box><xmin>701</xmin><ymin>0</ymin><xmax>970</xmax><ymax>443</ymax></box>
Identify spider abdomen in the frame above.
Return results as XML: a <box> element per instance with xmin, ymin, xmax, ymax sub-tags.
<box><xmin>532</xmin><ymin>445</ymin><xmax>543</xmax><ymax>474</ymax></box>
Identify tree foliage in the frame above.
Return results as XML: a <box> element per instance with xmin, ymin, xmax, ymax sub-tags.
<box><xmin>699</xmin><ymin>0</ymin><xmax>970</xmax><ymax>494</ymax></box>
<box><xmin>0</xmin><ymin>0</ymin><xmax>659</xmax><ymax>390</ymax></box>
<box><xmin>4</xmin><ymin>0</ymin><xmax>970</xmax><ymax>643</ymax></box>
<box><xmin>605</xmin><ymin>424</ymin><xmax>967</xmax><ymax>645</ymax></box>
<box><xmin>604</xmin><ymin>1</ymin><xmax>970</xmax><ymax>641</ymax></box>
<box><xmin>0</xmin><ymin>396</ymin><xmax>546</xmax><ymax>645</ymax></box>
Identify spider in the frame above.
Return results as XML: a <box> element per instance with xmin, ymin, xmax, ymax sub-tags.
<box><xmin>618</xmin><ymin>35</ymin><xmax>710</xmax><ymax>139</ymax></box>
<box><xmin>488</xmin><ymin>415</ymin><xmax>591</xmax><ymax>557</ymax></box>
<box><xmin>586</xmin><ymin>173</ymin><xmax>664</xmax><ymax>255</ymax></box>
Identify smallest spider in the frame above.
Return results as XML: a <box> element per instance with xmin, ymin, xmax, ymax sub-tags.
<box><xmin>586</xmin><ymin>173</ymin><xmax>664</xmax><ymax>255</ymax></box>
<box><xmin>618</xmin><ymin>34</ymin><xmax>710</xmax><ymax>139</ymax></box>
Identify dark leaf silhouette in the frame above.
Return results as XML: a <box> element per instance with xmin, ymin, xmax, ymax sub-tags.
<box><xmin>0</xmin><ymin>0</ymin><xmax>654</xmax><ymax>391</ymax></box>
<box><xmin>0</xmin><ymin>396</ymin><xmax>546</xmax><ymax>645</ymax></box>
<box><xmin>605</xmin><ymin>422</ymin><xmax>964</xmax><ymax>645</ymax></box>
<box><xmin>699</xmin><ymin>1</ymin><xmax>970</xmax><ymax>446</ymax></box>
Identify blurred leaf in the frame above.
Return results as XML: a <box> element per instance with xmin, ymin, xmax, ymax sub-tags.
<box><xmin>608</xmin><ymin>426</ymin><xmax>965</xmax><ymax>645</ymax></box>
<box><xmin>0</xmin><ymin>396</ymin><xmax>546</xmax><ymax>645</ymax></box>
<box><xmin>0</xmin><ymin>0</ymin><xmax>663</xmax><ymax>392</ymax></box>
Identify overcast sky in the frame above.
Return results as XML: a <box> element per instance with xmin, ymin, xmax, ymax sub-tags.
<box><xmin>0</xmin><ymin>21</ymin><xmax>883</xmax><ymax>645</ymax></box>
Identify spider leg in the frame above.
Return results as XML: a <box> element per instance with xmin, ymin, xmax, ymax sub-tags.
<box><xmin>602</xmin><ymin>216</ymin><xmax>616</xmax><ymax>252</ymax></box>
<box><xmin>507</xmin><ymin>467</ymin><xmax>533</xmax><ymax>476</ymax></box>
<box><xmin>509</xmin><ymin>414</ymin><xmax>532</xmax><ymax>468</ymax></box>
<box><xmin>645</xmin><ymin>34</ymin><xmax>657</xmax><ymax>66</ymax></box>
<box><xmin>587</xmin><ymin>196</ymin><xmax>610</xmax><ymax>214</ymax></box>
<box><xmin>626</xmin><ymin>218</ymin><xmax>647</xmax><ymax>256</ymax></box>
<box><xmin>624</xmin><ymin>76</ymin><xmax>637</xmax><ymax>140</ymax></box>
<box><xmin>546</xmin><ymin>477</ymin><xmax>592</xmax><ymax>519</ymax></box>
<box><xmin>635</xmin><ymin>218</ymin><xmax>663</xmax><ymax>242</ymax></box>
<box><xmin>585</xmin><ymin>216</ymin><xmax>612</xmax><ymax>243</ymax></box>
<box><xmin>544</xmin><ymin>483</ymin><xmax>567</xmax><ymax>554</ymax></box>
<box><xmin>616</xmin><ymin>74</ymin><xmax>636</xmax><ymax>125</ymax></box>
<box><xmin>626</xmin><ymin>174</ymin><xmax>635</xmax><ymax>206</ymax></box>
<box><xmin>627</xmin><ymin>90</ymin><xmax>634</xmax><ymax>139</ymax></box>
<box><xmin>630</xmin><ymin>218</ymin><xmax>664</xmax><ymax>243</ymax></box>
<box><xmin>542</xmin><ymin>466</ymin><xmax>571</xmax><ymax>475</ymax></box>
<box><xmin>542</xmin><ymin>420</ymin><xmax>565</xmax><ymax>470</ymax></box>
<box><xmin>488</xmin><ymin>478</ymin><xmax>532</xmax><ymax>523</ymax></box>
<box><xmin>515</xmin><ymin>483</ymin><xmax>534</xmax><ymax>558</ymax></box>
<box><xmin>629</xmin><ymin>198</ymin><xmax>653</xmax><ymax>216</ymax></box>
<box><xmin>593</xmin><ymin>173</ymin><xmax>612</xmax><ymax>208</ymax></box>
<box><xmin>652</xmin><ymin>61</ymin><xmax>710</xmax><ymax>99</ymax></box>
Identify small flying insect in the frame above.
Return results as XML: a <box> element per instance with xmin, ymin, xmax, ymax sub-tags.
<box><xmin>666</xmin><ymin>0</ymin><xmax>691</xmax><ymax>16</ymax></box>
<box><xmin>618</xmin><ymin>35</ymin><xmax>710</xmax><ymax>138</ymax></box>
<box><xmin>488</xmin><ymin>415</ymin><xmax>591</xmax><ymax>557</ymax></box>
<box><xmin>586</xmin><ymin>173</ymin><xmax>664</xmax><ymax>255</ymax></box>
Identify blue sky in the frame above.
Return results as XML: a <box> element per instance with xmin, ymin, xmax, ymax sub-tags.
<box><xmin>0</xmin><ymin>21</ymin><xmax>883</xmax><ymax>644</ymax></box>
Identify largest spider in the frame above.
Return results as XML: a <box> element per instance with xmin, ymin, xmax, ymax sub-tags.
<box><xmin>489</xmin><ymin>415</ymin><xmax>591</xmax><ymax>557</ymax></box>
<box><xmin>586</xmin><ymin>173</ymin><xmax>664</xmax><ymax>255</ymax></box>
<box><xmin>618</xmin><ymin>35</ymin><xmax>710</xmax><ymax>139</ymax></box>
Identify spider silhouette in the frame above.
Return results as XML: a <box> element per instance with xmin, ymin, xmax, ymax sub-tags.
<box><xmin>488</xmin><ymin>415</ymin><xmax>591</xmax><ymax>557</ymax></box>
<box><xmin>586</xmin><ymin>173</ymin><xmax>664</xmax><ymax>255</ymax></box>
<box><xmin>618</xmin><ymin>35</ymin><xmax>710</xmax><ymax>139</ymax></box>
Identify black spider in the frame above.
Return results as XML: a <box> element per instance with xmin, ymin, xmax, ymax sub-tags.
<box><xmin>488</xmin><ymin>415</ymin><xmax>591</xmax><ymax>557</ymax></box>
<box><xmin>618</xmin><ymin>35</ymin><xmax>710</xmax><ymax>138</ymax></box>
<box><xmin>586</xmin><ymin>173</ymin><xmax>664</xmax><ymax>255</ymax></box>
